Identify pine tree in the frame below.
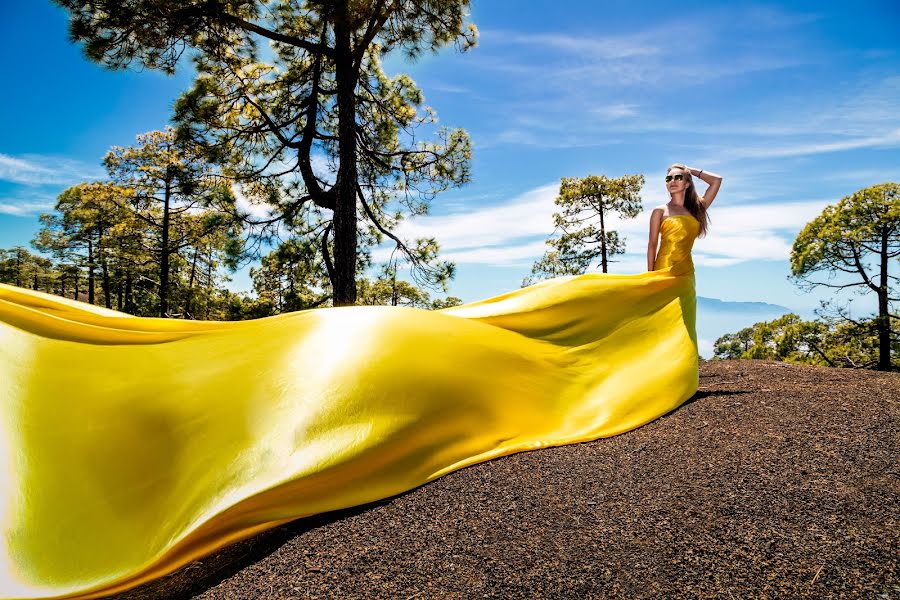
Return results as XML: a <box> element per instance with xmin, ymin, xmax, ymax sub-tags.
<box><xmin>789</xmin><ymin>183</ymin><xmax>900</xmax><ymax>371</ymax></box>
<box><xmin>53</xmin><ymin>0</ymin><xmax>478</xmax><ymax>306</ymax></box>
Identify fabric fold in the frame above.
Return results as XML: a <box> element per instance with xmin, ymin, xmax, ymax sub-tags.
<box><xmin>0</xmin><ymin>215</ymin><xmax>701</xmax><ymax>600</ymax></box>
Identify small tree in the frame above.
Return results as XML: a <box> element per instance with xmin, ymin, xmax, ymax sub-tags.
<box><xmin>524</xmin><ymin>174</ymin><xmax>645</xmax><ymax>286</ymax></box>
<box><xmin>789</xmin><ymin>183</ymin><xmax>899</xmax><ymax>371</ymax></box>
<box><xmin>0</xmin><ymin>247</ymin><xmax>55</xmax><ymax>291</ymax></box>
<box><xmin>712</xmin><ymin>312</ymin><xmax>898</xmax><ymax>370</ymax></box>
<box><xmin>250</xmin><ymin>238</ymin><xmax>332</xmax><ymax>312</ymax></box>
<box><xmin>104</xmin><ymin>127</ymin><xmax>243</xmax><ymax>317</ymax></box>
<box><xmin>33</xmin><ymin>182</ymin><xmax>134</xmax><ymax>307</ymax></box>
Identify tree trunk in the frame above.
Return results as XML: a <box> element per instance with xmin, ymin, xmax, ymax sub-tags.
<box><xmin>599</xmin><ymin>205</ymin><xmax>608</xmax><ymax>273</ymax></box>
<box><xmin>87</xmin><ymin>238</ymin><xmax>95</xmax><ymax>304</ymax></box>
<box><xmin>205</xmin><ymin>244</ymin><xmax>213</xmax><ymax>320</ymax></box>
<box><xmin>185</xmin><ymin>246</ymin><xmax>199</xmax><ymax>318</ymax></box>
<box><xmin>877</xmin><ymin>226</ymin><xmax>892</xmax><ymax>371</ymax></box>
<box><xmin>332</xmin><ymin>5</ymin><xmax>359</xmax><ymax>306</ymax></box>
<box><xmin>288</xmin><ymin>259</ymin><xmax>296</xmax><ymax>298</ymax></box>
<box><xmin>100</xmin><ymin>243</ymin><xmax>112</xmax><ymax>309</ymax></box>
<box><xmin>14</xmin><ymin>250</ymin><xmax>21</xmax><ymax>288</ymax></box>
<box><xmin>391</xmin><ymin>267</ymin><xmax>398</xmax><ymax>306</ymax></box>
<box><xmin>321</xmin><ymin>222</ymin><xmax>335</xmax><ymax>295</ymax></box>
<box><xmin>116</xmin><ymin>266</ymin><xmax>123</xmax><ymax>311</ymax></box>
<box><xmin>125</xmin><ymin>271</ymin><xmax>134</xmax><ymax>313</ymax></box>
<box><xmin>160</xmin><ymin>166</ymin><xmax>172</xmax><ymax>317</ymax></box>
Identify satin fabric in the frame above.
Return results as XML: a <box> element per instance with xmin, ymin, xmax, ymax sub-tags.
<box><xmin>0</xmin><ymin>214</ymin><xmax>700</xmax><ymax>599</ymax></box>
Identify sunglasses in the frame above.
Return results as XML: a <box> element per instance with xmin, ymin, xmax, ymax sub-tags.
<box><xmin>665</xmin><ymin>174</ymin><xmax>685</xmax><ymax>182</ymax></box>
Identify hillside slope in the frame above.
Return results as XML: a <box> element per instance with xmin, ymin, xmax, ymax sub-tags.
<box><xmin>116</xmin><ymin>360</ymin><xmax>898</xmax><ymax>599</ymax></box>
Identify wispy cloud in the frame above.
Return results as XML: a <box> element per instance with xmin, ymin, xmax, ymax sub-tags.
<box><xmin>223</xmin><ymin>153</ymin><xmax>337</xmax><ymax>221</ymax></box>
<box><xmin>231</xmin><ymin>184</ymin><xmax>275</xmax><ymax>220</ymax></box>
<box><xmin>461</xmin><ymin>10</ymin><xmax>899</xmax><ymax>157</ymax></box>
<box><xmin>0</xmin><ymin>153</ymin><xmax>106</xmax><ymax>217</ymax></box>
<box><xmin>589</xmin><ymin>103</ymin><xmax>640</xmax><ymax>119</ymax></box>
<box><xmin>479</xmin><ymin>69</ymin><xmax>900</xmax><ymax>155</ymax></box>
<box><xmin>480</xmin><ymin>28</ymin><xmax>662</xmax><ymax>60</ymax></box>
<box><xmin>484</xmin><ymin>129</ymin><xmax>625</xmax><ymax>149</ymax></box>
<box><xmin>470</xmin><ymin>5</ymin><xmax>820</xmax><ymax>93</ymax></box>
<box><xmin>503</xmin><ymin>74</ymin><xmax>896</xmax><ymax>149</ymax></box>
<box><xmin>382</xmin><ymin>182</ymin><xmax>559</xmax><ymax>249</ymax></box>
<box><xmin>607</xmin><ymin>74</ymin><xmax>900</xmax><ymax>140</ymax></box>
<box><xmin>737</xmin><ymin>4</ymin><xmax>825</xmax><ymax>28</ymax></box>
<box><xmin>372</xmin><ymin>179</ymin><xmax>835</xmax><ymax>269</ymax></box>
<box><xmin>440</xmin><ymin>240</ymin><xmax>549</xmax><ymax>268</ymax></box>
<box><xmin>0</xmin><ymin>154</ymin><xmax>104</xmax><ymax>186</ymax></box>
<box><xmin>0</xmin><ymin>186</ymin><xmax>61</xmax><ymax>217</ymax></box>
<box><xmin>371</xmin><ymin>182</ymin><xmax>557</xmax><ymax>266</ymax></box>
<box><xmin>427</xmin><ymin>83</ymin><xmax>480</xmax><ymax>96</ymax></box>
<box><xmin>0</xmin><ymin>151</ymin><xmax>338</xmax><ymax>219</ymax></box>
<box><xmin>0</xmin><ymin>198</ymin><xmax>56</xmax><ymax>217</ymax></box>
<box><xmin>697</xmin><ymin>128</ymin><xmax>900</xmax><ymax>163</ymax></box>
<box><xmin>818</xmin><ymin>168</ymin><xmax>900</xmax><ymax>184</ymax></box>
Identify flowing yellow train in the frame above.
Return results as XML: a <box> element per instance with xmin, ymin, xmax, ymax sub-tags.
<box><xmin>0</xmin><ymin>215</ymin><xmax>700</xmax><ymax>599</ymax></box>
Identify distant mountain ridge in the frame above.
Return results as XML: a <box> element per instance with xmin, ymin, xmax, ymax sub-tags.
<box><xmin>699</xmin><ymin>296</ymin><xmax>795</xmax><ymax>314</ymax></box>
<box><xmin>696</xmin><ymin>296</ymin><xmax>803</xmax><ymax>359</ymax></box>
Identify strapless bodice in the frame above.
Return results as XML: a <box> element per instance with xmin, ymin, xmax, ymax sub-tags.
<box><xmin>654</xmin><ymin>214</ymin><xmax>699</xmax><ymax>274</ymax></box>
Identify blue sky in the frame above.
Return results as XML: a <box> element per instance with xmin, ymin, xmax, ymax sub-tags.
<box><xmin>1</xmin><ymin>0</ymin><xmax>898</xmax><ymax>321</ymax></box>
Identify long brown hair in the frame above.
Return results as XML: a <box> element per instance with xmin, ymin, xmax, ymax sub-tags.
<box><xmin>668</xmin><ymin>163</ymin><xmax>709</xmax><ymax>238</ymax></box>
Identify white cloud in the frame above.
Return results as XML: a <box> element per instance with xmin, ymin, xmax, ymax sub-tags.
<box><xmin>232</xmin><ymin>183</ymin><xmax>275</xmax><ymax>220</ymax></box>
<box><xmin>695</xmin><ymin>234</ymin><xmax>793</xmax><ymax>262</ymax></box>
<box><xmin>694</xmin><ymin>257</ymin><xmax>747</xmax><ymax>268</ymax></box>
<box><xmin>478</xmin><ymin>129</ymin><xmax>625</xmax><ymax>149</ymax></box>
<box><xmin>589</xmin><ymin>103</ymin><xmax>640</xmax><ymax>120</ymax></box>
<box><xmin>438</xmin><ymin>239</ymin><xmax>549</xmax><ymax>267</ymax></box>
<box><xmin>700</xmin><ymin>128</ymin><xmax>900</xmax><ymax>161</ymax></box>
<box><xmin>0</xmin><ymin>199</ymin><xmax>56</xmax><ymax>217</ymax></box>
<box><xmin>641</xmin><ymin>199</ymin><xmax>828</xmax><ymax>265</ymax></box>
<box><xmin>369</xmin><ymin>181</ymin><xmax>832</xmax><ymax>268</ymax></box>
<box><xmin>0</xmin><ymin>154</ymin><xmax>104</xmax><ymax>186</ymax></box>
<box><xmin>602</xmin><ymin>74</ymin><xmax>900</xmax><ymax>142</ymax></box>
<box><xmin>819</xmin><ymin>168</ymin><xmax>900</xmax><ymax>184</ymax></box>
<box><xmin>310</xmin><ymin>153</ymin><xmax>335</xmax><ymax>181</ymax></box>
<box><xmin>692</xmin><ymin>199</ymin><xmax>837</xmax><ymax>233</ymax></box>
<box><xmin>462</xmin><ymin>17</ymin><xmax>898</xmax><ymax>157</ymax></box>
<box><xmin>0</xmin><ymin>187</ymin><xmax>61</xmax><ymax>217</ymax></box>
<box><xmin>232</xmin><ymin>151</ymin><xmax>336</xmax><ymax>220</ymax></box>
<box><xmin>374</xmin><ymin>181</ymin><xmax>558</xmax><ymax>253</ymax></box>
<box><xmin>698</xmin><ymin>338</ymin><xmax>715</xmax><ymax>359</ymax></box>
<box><xmin>428</xmin><ymin>83</ymin><xmax>477</xmax><ymax>95</ymax></box>
<box><xmin>471</xmin><ymin>10</ymin><xmax>818</xmax><ymax>96</ymax></box>
<box><xmin>738</xmin><ymin>5</ymin><xmax>824</xmax><ymax>28</ymax></box>
<box><xmin>480</xmin><ymin>28</ymin><xmax>662</xmax><ymax>60</ymax></box>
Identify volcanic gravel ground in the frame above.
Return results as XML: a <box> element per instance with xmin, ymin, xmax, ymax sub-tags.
<box><xmin>114</xmin><ymin>360</ymin><xmax>899</xmax><ymax>599</ymax></box>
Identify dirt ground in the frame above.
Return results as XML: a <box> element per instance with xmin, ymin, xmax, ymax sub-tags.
<box><xmin>114</xmin><ymin>359</ymin><xmax>899</xmax><ymax>599</ymax></box>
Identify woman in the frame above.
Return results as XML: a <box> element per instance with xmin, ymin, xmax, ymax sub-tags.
<box><xmin>648</xmin><ymin>163</ymin><xmax>722</xmax><ymax>271</ymax></box>
<box><xmin>0</xmin><ymin>164</ymin><xmax>722</xmax><ymax>599</ymax></box>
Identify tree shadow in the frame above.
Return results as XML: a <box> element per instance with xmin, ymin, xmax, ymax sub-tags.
<box><xmin>679</xmin><ymin>388</ymin><xmax>751</xmax><ymax>410</ymax></box>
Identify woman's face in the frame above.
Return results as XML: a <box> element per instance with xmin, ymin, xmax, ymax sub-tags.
<box><xmin>666</xmin><ymin>169</ymin><xmax>687</xmax><ymax>195</ymax></box>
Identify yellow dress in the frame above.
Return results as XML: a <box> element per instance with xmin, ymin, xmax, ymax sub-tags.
<box><xmin>0</xmin><ymin>214</ymin><xmax>700</xmax><ymax>599</ymax></box>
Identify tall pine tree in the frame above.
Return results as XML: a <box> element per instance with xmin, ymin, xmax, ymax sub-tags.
<box><xmin>53</xmin><ymin>0</ymin><xmax>477</xmax><ymax>306</ymax></box>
